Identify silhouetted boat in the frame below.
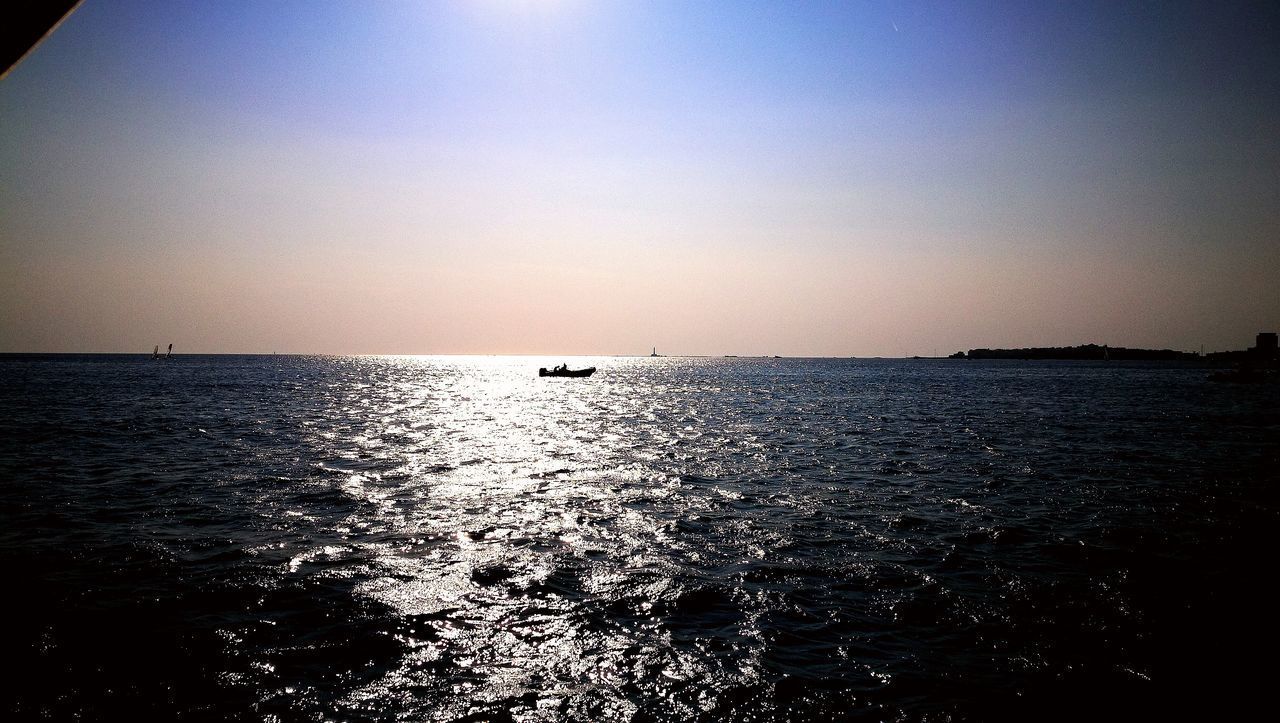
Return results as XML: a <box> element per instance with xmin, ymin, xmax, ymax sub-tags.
<box><xmin>539</xmin><ymin>366</ymin><xmax>596</xmax><ymax>378</ymax></box>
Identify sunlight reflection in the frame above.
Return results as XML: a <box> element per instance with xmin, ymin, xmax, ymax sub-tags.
<box><xmin>282</xmin><ymin>355</ymin><xmax>770</xmax><ymax>718</ymax></box>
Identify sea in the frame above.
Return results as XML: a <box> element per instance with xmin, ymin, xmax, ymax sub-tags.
<box><xmin>1</xmin><ymin>354</ymin><xmax>1277</xmax><ymax>721</ymax></box>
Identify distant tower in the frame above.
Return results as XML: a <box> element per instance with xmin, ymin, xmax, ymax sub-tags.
<box><xmin>650</xmin><ymin>347</ymin><xmax>658</xmax><ymax>357</ymax></box>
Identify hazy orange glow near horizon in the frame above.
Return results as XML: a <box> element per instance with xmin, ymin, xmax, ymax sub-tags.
<box><xmin>2</xmin><ymin>1</ymin><xmax>1277</xmax><ymax>356</ymax></box>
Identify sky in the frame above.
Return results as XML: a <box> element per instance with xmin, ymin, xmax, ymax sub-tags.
<box><xmin>2</xmin><ymin>0</ymin><xmax>1277</xmax><ymax>356</ymax></box>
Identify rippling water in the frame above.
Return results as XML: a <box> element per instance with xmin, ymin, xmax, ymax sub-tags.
<box><xmin>2</xmin><ymin>354</ymin><xmax>1277</xmax><ymax>720</ymax></box>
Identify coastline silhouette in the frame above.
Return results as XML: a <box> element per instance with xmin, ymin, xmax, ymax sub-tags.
<box><xmin>955</xmin><ymin>344</ymin><xmax>1196</xmax><ymax>361</ymax></box>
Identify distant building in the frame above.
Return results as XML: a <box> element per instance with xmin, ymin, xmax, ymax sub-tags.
<box><xmin>1253</xmin><ymin>332</ymin><xmax>1278</xmax><ymax>356</ymax></box>
<box><xmin>1205</xmin><ymin>331</ymin><xmax>1279</xmax><ymax>364</ymax></box>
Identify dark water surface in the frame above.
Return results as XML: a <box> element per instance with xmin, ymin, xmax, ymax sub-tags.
<box><xmin>2</xmin><ymin>355</ymin><xmax>1277</xmax><ymax>720</ymax></box>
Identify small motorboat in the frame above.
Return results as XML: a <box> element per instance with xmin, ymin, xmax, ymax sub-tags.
<box><xmin>539</xmin><ymin>366</ymin><xmax>596</xmax><ymax>378</ymax></box>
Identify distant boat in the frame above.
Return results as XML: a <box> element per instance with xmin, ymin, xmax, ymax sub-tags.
<box><xmin>152</xmin><ymin>343</ymin><xmax>172</xmax><ymax>360</ymax></box>
<box><xmin>539</xmin><ymin>366</ymin><xmax>596</xmax><ymax>378</ymax></box>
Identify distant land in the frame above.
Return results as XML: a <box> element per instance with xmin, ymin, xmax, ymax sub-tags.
<box><xmin>950</xmin><ymin>332</ymin><xmax>1277</xmax><ymax>363</ymax></box>
<box><xmin>954</xmin><ymin>344</ymin><xmax>1197</xmax><ymax>361</ymax></box>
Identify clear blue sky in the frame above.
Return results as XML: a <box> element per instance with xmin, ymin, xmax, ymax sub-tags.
<box><xmin>2</xmin><ymin>0</ymin><xmax>1277</xmax><ymax>355</ymax></box>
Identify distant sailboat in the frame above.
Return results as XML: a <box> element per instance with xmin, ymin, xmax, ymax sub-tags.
<box><xmin>152</xmin><ymin>343</ymin><xmax>173</xmax><ymax>360</ymax></box>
